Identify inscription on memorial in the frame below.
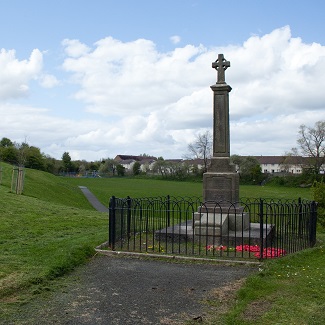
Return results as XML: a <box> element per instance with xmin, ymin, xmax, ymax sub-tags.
<box><xmin>204</xmin><ymin>175</ymin><xmax>234</xmax><ymax>202</ymax></box>
<box><xmin>214</xmin><ymin>93</ymin><xmax>227</xmax><ymax>155</ymax></box>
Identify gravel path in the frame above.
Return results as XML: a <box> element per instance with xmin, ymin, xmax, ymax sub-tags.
<box><xmin>14</xmin><ymin>255</ymin><xmax>257</xmax><ymax>325</ymax></box>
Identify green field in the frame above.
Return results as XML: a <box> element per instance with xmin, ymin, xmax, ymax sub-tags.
<box><xmin>62</xmin><ymin>176</ymin><xmax>313</xmax><ymax>204</ymax></box>
<box><xmin>0</xmin><ymin>162</ymin><xmax>323</xmax><ymax>324</ymax></box>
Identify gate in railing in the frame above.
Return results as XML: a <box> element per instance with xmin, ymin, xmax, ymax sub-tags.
<box><xmin>108</xmin><ymin>196</ymin><xmax>317</xmax><ymax>260</ymax></box>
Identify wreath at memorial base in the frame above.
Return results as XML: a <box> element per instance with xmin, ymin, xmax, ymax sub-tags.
<box><xmin>206</xmin><ymin>244</ymin><xmax>286</xmax><ymax>258</ymax></box>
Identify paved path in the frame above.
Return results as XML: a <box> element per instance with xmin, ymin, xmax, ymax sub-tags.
<box><xmin>15</xmin><ymin>255</ymin><xmax>256</xmax><ymax>324</ymax></box>
<box><xmin>78</xmin><ymin>186</ymin><xmax>108</xmax><ymax>213</ymax></box>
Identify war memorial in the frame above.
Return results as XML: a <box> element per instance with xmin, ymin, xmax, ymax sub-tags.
<box><xmin>105</xmin><ymin>55</ymin><xmax>317</xmax><ymax>260</ymax></box>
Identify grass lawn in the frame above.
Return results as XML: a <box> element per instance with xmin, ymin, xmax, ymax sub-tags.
<box><xmin>240</xmin><ymin>184</ymin><xmax>312</xmax><ymax>201</ymax></box>
<box><xmin>0</xmin><ymin>163</ymin><xmax>322</xmax><ymax>323</ymax></box>
<box><xmin>65</xmin><ymin>176</ymin><xmax>313</xmax><ymax>204</ymax></box>
<box><xmin>205</xmin><ymin>234</ymin><xmax>325</xmax><ymax>324</ymax></box>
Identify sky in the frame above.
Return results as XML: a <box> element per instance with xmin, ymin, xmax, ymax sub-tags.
<box><xmin>1</xmin><ymin>0</ymin><xmax>325</xmax><ymax>161</ymax></box>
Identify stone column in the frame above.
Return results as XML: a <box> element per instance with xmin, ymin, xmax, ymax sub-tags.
<box><xmin>194</xmin><ymin>54</ymin><xmax>249</xmax><ymax>243</ymax></box>
<box><xmin>211</xmin><ymin>83</ymin><xmax>232</xmax><ymax>158</ymax></box>
<box><xmin>202</xmin><ymin>57</ymin><xmax>239</xmax><ymax>205</ymax></box>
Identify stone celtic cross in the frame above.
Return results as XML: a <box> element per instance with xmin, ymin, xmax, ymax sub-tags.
<box><xmin>212</xmin><ymin>54</ymin><xmax>230</xmax><ymax>83</ymax></box>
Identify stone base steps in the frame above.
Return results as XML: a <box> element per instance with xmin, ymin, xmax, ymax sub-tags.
<box><xmin>155</xmin><ymin>221</ymin><xmax>274</xmax><ymax>246</ymax></box>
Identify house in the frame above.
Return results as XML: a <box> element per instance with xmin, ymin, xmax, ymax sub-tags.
<box><xmin>114</xmin><ymin>154</ymin><xmax>323</xmax><ymax>175</ymax></box>
<box><xmin>114</xmin><ymin>155</ymin><xmax>206</xmax><ymax>174</ymax></box>
<box><xmin>254</xmin><ymin>156</ymin><xmax>303</xmax><ymax>174</ymax></box>
<box><xmin>183</xmin><ymin>158</ymin><xmax>206</xmax><ymax>172</ymax></box>
<box><xmin>114</xmin><ymin>155</ymin><xmax>157</xmax><ymax>172</ymax></box>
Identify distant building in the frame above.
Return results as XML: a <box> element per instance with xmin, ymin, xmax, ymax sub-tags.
<box><xmin>254</xmin><ymin>156</ymin><xmax>304</xmax><ymax>174</ymax></box>
<box><xmin>114</xmin><ymin>155</ymin><xmax>206</xmax><ymax>174</ymax></box>
<box><xmin>114</xmin><ymin>155</ymin><xmax>157</xmax><ymax>172</ymax></box>
<box><xmin>114</xmin><ymin>155</ymin><xmax>324</xmax><ymax>175</ymax></box>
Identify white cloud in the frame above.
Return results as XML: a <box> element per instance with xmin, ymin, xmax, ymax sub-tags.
<box><xmin>2</xmin><ymin>26</ymin><xmax>325</xmax><ymax>161</ymax></box>
<box><xmin>62</xmin><ymin>37</ymin><xmax>209</xmax><ymax>116</ymax></box>
<box><xmin>0</xmin><ymin>49</ymin><xmax>43</xmax><ymax>99</ymax></box>
<box><xmin>227</xmin><ymin>26</ymin><xmax>325</xmax><ymax>120</ymax></box>
<box><xmin>170</xmin><ymin>35</ymin><xmax>181</xmax><ymax>44</ymax></box>
<box><xmin>39</xmin><ymin>74</ymin><xmax>60</xmax><ymax>88</ymax></box>
<box><xmin>62</xmin><ymin>39</ymin><xmax>91</xmax><ymax>58</ymax></box>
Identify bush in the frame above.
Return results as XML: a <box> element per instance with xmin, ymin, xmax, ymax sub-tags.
<box><xmin>312</xmin><ymin>181</ymin><xmax>325</xmax><ymax>229</ymax></box>
<box><xmin>267</xmin><ymin>174</ymin><xmax>324</xmax><ymax>187</ymax></box>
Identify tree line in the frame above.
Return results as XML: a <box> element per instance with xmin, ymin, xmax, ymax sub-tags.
<box><xmin>0</xmin><ymin>138</ymin><xmax>100</xmax><ymax>175</ymax></box>
<box><xmin>1</xmin><ymin>120</ymin><xmax>324</xmax><ymax>183</ymax></box>
<box><xmin>0</xmin><ymin>137</ymin><xmax>57</xmax><ymax>173</ymax></box>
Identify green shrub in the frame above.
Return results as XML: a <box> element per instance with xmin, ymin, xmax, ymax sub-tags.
<box><xmin>312</xmin><ymin>180</ymin><xmax>325</xmax><ymax>228</ymax></box>
<box><xmin>267</xmin><ymin>174</ymin><xmax>324</xmax><ymax>187</ymax></box>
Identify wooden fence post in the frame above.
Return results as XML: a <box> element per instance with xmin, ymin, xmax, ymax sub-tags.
<box><xmin>11</xmin><ymin>167</ymin><xmax>25</xmax><ymax>194</ymax></box>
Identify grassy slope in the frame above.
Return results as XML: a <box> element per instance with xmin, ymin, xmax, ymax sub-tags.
<box><xmin>0</xmin><ymin>163</ymin><xmax>107</xmax><ymax>317</ymax></box>
<box><xmin>1</xmin><ymin>162</ymin><xmax>93</xmax><ymax>209</ymax></box>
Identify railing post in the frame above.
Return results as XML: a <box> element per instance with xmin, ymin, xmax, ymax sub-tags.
<box><xmin>309</xmin><ymin>201</ymin><xmax>317</xmax><ymax>247</ymax></box>
<box><xmin>109</xmin><ymin>196</ymin><xmax>116</xmax><ymax>250</ymax></box>
<box><xmin>259</xmin><ymin>198</ymin><xmax>264</xmax><ymax>259</ymax></box>
<box><xmin>127</xmin><ymin>196</ymin><xmax>131</xmax><ymax>238</ymax></box>
<box><xmin>298</xmin><ymin>197</ymin><xmax>303</xmax><ymax>238</ymax></box>
<box><xmin>167</xmin><ymin>195</ymin><xmax>171</xmax><ymax>227</ymax></box>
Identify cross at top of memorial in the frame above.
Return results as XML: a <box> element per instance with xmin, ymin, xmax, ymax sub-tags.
<box><xmin>212</xmin><ymin>54</ymin><xmax>230</xmax><ymax>84</ymax></box>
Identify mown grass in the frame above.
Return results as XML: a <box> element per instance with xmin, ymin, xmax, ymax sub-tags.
<box><xmin>65</xmin><ymin>176</ymin><xmax>204</xmax><ymax>204</ymax></box>
<box><xmin>240</xmin><ymin>184</ymin><xmax>312</xmax><ymax>201</ymax></box>
<box><xmin>0</xmin><ymin>162</ymin><xmax>321</xmax><ymax>324</ymax></box>
<box><xmin>0</xmin><ymin>188</ymin><xmax>106</xmax><ymax>292</ymax></box>
<box><xmin>0</xmin><ymin>163</ymin><xmax>107</xmax><ymax>320</ymax></box>
<box><xmin>65</xmin><ymin>176</ymin><xmax>313</xmax><ymax>204</ymax></box>
<box><xmin>201</xmin><ymin>237</ymin><xmax>325</xmax><ymax>325</ymax></box>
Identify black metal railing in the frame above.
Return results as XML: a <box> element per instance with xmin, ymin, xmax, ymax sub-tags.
<box><xmin>108</xmin><ymin>196</ymin><xmax>317</xmax><ymax>260</ymax></box>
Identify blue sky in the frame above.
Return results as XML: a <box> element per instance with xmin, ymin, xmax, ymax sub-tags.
<box><xmin>1</xmin><ymin>0</ymin><xmax>325</xmax><ymax>161</ymax></box>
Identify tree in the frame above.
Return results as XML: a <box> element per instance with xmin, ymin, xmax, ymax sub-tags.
<box><xmin>16</xmin><ymin>142</ymin><xmax>29</xmax><ymax>166</ymax></box>
<box><xmin>230</xmin><ymin>154</ymin><xmax>243</xmax><ymax>172</ymax></box>
<box><xmin>116</xmin><ymin>164</ymin><xmax>125</xmax><ymax>176</ymax></box>
<box><xmin>24</xmin><ymin>146</ymin><xmax>46</xmax><ymax>170</ymax></box>
<box><xmin>0</xmin><ymin>137</ymin><xmax>13</xmax><ymax>147</ymax></box>
<box><xmin>280</xmin><ymin>151</ymin><xmax>304</xmax><ymax>173</ymax></box>
<box><xmin>296</xmin><ymin>120</ymin><xmax>325</xmax><ymax>174</ymax></box>
<box><xmin>44</xmin><ymin>155</ymin><xmax>60</xmax><ymax>174</ymax></box>
<box><xmin>99</xmin><ymin>158</ymin><xmax>117</xmax><ymax>176</ymax></box>
<box><xmin>132</xmin><ymin>161</ymin><xmax>141</xmax><ymax>175</ymax></box>
<box><xmin>241</xmin><ymin>156</ymin><xmax>263</xmax><ymax>184</ymax></box>
<box><xmin>230</xmin><ymin>155</ymin><xmax>264</xmax><ymax>184</ymax></box>
<box><xmin>78</xmin><ymin>163</ymin><xmax>87</xmax><ymax>176</ymax></box>
<box><xmin>152</xmin><ymin>157</ymin><xmax>167</xmax><ymax>177</ymax></box>
<box><xmin>0</xmin><ymin>146</ymin><xmax>18</xmax><ymax>164</ymax></box>
<box><xmin>186</xmin><ymin>131</ymin><xmax>212</xmax><ymax>173</ymax></box>
<box><xmin>62</xmin><ymin>152</ymin><xmax>73</xmax><ymax>172</ymax></box>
